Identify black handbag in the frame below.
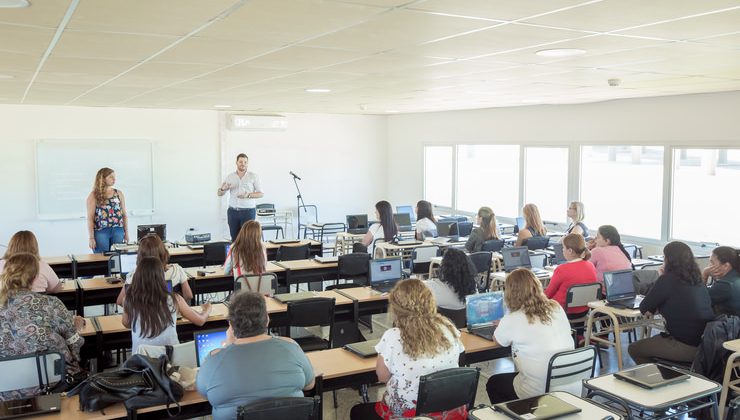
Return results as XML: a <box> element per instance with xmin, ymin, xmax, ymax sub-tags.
<box><xmin>67</xmin><ymin>354</ymin><xmax>184</xmax><ymax>415</ymax></box>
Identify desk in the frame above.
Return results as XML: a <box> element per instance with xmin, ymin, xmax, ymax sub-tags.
<box><xmin>275</xmin><ymin>259</ymin><xmax>338</xmax><ymax>291</ymax></box>
<box><xmin>77</xmin><ymin>278</ymin><xmax>123</xmax><ymax>317</ymax></box>
<box><xmin>44</xmin><ymin>255</ymin><xmax>74</xmax><ymax>278</ymax></box>
<box><xmin>719</xmin><ymin>339</ymin><xmax>740</xmax><ymax>418</ymax></box>
<box><xmin>51</xmin><ymin>279</ymin><xmax>79</xmax><ymax>313</ymax></box>
<box><xmin>469</xmin><ymin>391</ymin><xmax>624</xmax><ymax>419</ymax></box>
<box><xmin>375</xmin><ymin>239</ymin><xmax>466</xmax><ymax>261</ymax></box>
<box><xmin>334</xmin><ymin>286</ymin><xmax>389</xmax><ymax>319</ymax></box>
<box><xmin>265</xmin><ymin>239</ymin><xmax>323</xmax><ymax>260</ymax></box>
<box><xmin>184</xmin><ymin>262</ymin><xmax>286</xmax><ymax>300</ymax></box>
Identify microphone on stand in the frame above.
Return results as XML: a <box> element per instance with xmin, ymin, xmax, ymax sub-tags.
<box><xmin>290</xmin><ymin>171</ymin><xmax>302</xmax><ymax>180</ymax></box>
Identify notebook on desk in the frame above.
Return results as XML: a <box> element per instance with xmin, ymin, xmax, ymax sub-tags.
<box><xmin>0</xmin><ymin>394</ymin><xmax>61</xmax><ymax>419</ymax></box>
<box><xmin>493</xmin><ymin>394</ymin><xmax>581</xmax><ymax>420</ymax></box>
<box><xmin>614</xmin><ymin>364</ymin><xmax>689</xmax><ymax>389</ymax></box>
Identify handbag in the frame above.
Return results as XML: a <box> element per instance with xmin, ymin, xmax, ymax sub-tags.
<box><xmin>67</xmin><ymin>354</ymin><xmax>184</xmax><ymax>415</ymax></box>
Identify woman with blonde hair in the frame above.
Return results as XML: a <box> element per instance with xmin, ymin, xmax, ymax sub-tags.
<box><xmin>86</xmin><ymin>167</ymin><xmax>128</xmax><ymax>253</ymax></box>
<box><xmin>565</xmin><ymin>201</ymin><xmax>588</xmax><ymax>237</ymax></box>
<box><xmin>350</xmin><ymin>279</ymin><xmax>465</xmax><ymax>419</ymax></box>
<box><xmin>224</xmin><ymin>220</ymin><xmax>267</xmax><ymax>278</ymax></box>
<box><xmin>486</xmin><ymin>269</ymin><xmax>573</xmax><ymax>404</ymax></box>
<box><xmin>515</xmin><ymin>203</ymin><xmax>547</xmax><ymax>247</ymax></box>
<box><xmin>465</xmin><ymin>206</ymin><xmax>500</xmax><ymax>252</ymax></box>
<box><xmin>0</xmin><ymin>230</ymin><xmax>61</xmax><ymax>293</ymax></box>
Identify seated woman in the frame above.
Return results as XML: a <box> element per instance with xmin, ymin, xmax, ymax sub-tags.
<box><xmin>0</xmin><ymin>253</ymin><xmax>85</xmax><ymax>400</ymax></box>
<box><xmin>196</xmin><ymin>291</ymin><xmax>315</xmax><ymax>420</ymax></box>
<box><xmin>224</xmin><ymin>221</ymin><xmax>267</xmax><ymax>278</ymax></box>
<box><xmin>362</xmin><ymin>200</ymin><xmax>398</xmax><ymax>255</ymax></box>
<box><xmin>122</xmin><ymin>257</ymin><xmax>211</xmax><ymax>353</ymax></box>
<box><xmin>565</xmin><ymin>201</ymin><xmax>589</xmax><ymax>237</ymax></box>
<box><xmin>628</xmin><ymin>242</ymin><xmax>714</xmax><ymax>365</ymax></box>
<box><xmin>425</xmin><ymin>248</ymin><xmax>477</xmax><ymax>310</ymax></box>
<box><xmin>465</xmin><ymin>206</ymin><xmax>500</xmax><ymax>252</ymax></box>
<box><xmin>486</xmin><ymin>269</ymin><xmax>574</xmax><ymax>404</ymax></box>
<box><xmin>515</xmin><ymin>204</ymin><xmax>547</xmax><ymax>247</ymax></box>
<box><xmin>415</xmin><ymin>200</ymin><xmax>437</xmax><ymax>240</ymax></box>
<box><xmin>704</xmin><ymin>246</ymin><xmax>740</xmax><ymax>316</ymax></box>
<box><xmin>544</xmin><ymin>233</ymin><xmax>598</xmax><ymax>316</ymax></box>
<box><xmin>116</xmin><ymin>234</ymin><xmax>194</xmax><ymax>305</ymax></box>
<box><xmin>588</xmin><ymin>225</ymin><xmax>632</xmax><ymax>283</ymax></box>
<box><xmin>0</xmin><ymin>230</ymin><xmax>62</xmax><ymax>293</ymax></box>
<box><xmin>350</xmin><ymin>279</ymin><xmax>465</xmax><ymax>419</ymax></box>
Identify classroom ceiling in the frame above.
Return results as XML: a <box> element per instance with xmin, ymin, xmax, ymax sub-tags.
<box><xmin>0</xmin><ymin>0</ymin><xmax>739</xmax><ymax>114</ymax></box>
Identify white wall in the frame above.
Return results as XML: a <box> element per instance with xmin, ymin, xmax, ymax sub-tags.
<box><xmin>0</xmin><ymin>105</ymin><xmax>388</xmax><ymax>256</ymax></box>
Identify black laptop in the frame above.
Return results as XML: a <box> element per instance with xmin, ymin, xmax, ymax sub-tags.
<box><xmin>493</xmin><ymin>394</ymin><xmax>581</xmax><ymax>419</ymax></box>
<box><xmin>604</xmin><ymin>269</ymin><xmax>642</xmax><ymax>309</ymax></box>
<box><xmin>344</xmin><ymin>339</ymin><xmax>381</xmax><ymax>358</ymax></box>
<box><xmin>614</xmin><ymin>364</ymin><xmax>690</xmax><ymax>389</ymax></box>
<box><xmin>393</xmin><ymin>213</ymin><xmax>413</xmax><ymax>232</ymax></box>
<box><xmin>346</xmin><ymin>214</ymin><xmax>369</xmax><ymax>234</ymax></box>
<box><xmin>436</xmin><ymin>220</ymin><xmax>459</xmax><ymax>242</ymax></box>
<box><xmin>0</xmin><ymin>394</ymin><xmax>61</xmax><ymax>419</ymax></box>
<box><xmin>369</xmin><ymin>258</ymin><xmax>403</xmax><ymax>293</ymax></box>
<box><xmin>501</xmin><ymin>246</ymin><xmax>549</xmax><ymax>277</ymax></box>
<box><xmin>551</xmin><ymin>243</ymin><xmax>567</xmax><ymax>265</ymax></box>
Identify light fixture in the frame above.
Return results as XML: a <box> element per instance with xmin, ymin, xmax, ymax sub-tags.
<box><xmin>535</xmin><ymin>48</ymin><xmax>586</xmax><ymax>57</ymax></box>
<box><xmin>0</xmin><ymin>0</ymin><xmax>30</xmax><ymax>8</ymax></box>
<box><xmin>305</xmin><ymin>88</ymin><xmax>331</xmax><ymax>93</ymax></box>
<box><xmin>213</xmin><ymin>104</ymin><xmax>232</xmax><ymax>108</ymax></box>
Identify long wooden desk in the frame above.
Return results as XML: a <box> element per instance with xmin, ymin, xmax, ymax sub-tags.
<box><xmin>184</xmin><ymin>262</ymin><xmax>286</xmax><ymax>301</ymax></box>
<box><xmin>275</xmin><ymin>259</ymin><xmax>339</xmax><ymax>291</ymax></box>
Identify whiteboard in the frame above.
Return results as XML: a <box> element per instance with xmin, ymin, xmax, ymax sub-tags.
<box><xmin>36</xmin><ymin>139</ymin><xmax>154</xmax><ymax>220</ymax></box>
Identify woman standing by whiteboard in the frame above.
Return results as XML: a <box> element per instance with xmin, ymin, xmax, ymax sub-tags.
<box><xmin>86</xmin><ymin>167</ymin><xmax>128</xmax><ymax>253</ymax></box>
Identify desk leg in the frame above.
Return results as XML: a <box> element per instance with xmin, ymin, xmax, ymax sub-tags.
<box><xmin>610</xmin><ymin>312</ymin><xmax>624</xmax><ymax>370</ymax></box>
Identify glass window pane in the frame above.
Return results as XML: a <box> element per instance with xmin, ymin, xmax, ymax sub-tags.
<box><xmin>525</xmin><ymin>147</ymin><xmax>569</xmax><ymax>223</ymax></box>
<box><xmin>580</xmin><ymin>146</ymin><xmax>664</xmax><ymax>239</ymax></box>
<box><xmin>457</xmin><ymin>145</ymin><xmax>520</xmax><ymax>217</ymax></box>
<box><xmin>672</xmin><ymin>148</ymin><xmax>740</xmax><ymax>246</ymax></box>
<box><xmin>424</xmin><ymin>146</ymin><xmax>453</xmax><ymax>208</ymax></box>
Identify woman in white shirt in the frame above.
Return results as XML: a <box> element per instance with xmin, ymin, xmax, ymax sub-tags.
<box><xmin>414</xmin><ymin>200</ymin><xmax>437</xmax><ymax>240</ymax></box>
<box><xmin>486</xmin><ymin>268</ymin><xmax>574</xmax><ymax>403</ymax></box>
<box><xmin>425</xmin><ymin>248</ymin><xmax>476</xmax><ymax>310</ymax></box>
<box><xmin>362</xmin><ymin>201</ymin><xmax>398</xmax><ymax>255</ymax></box>
<box><xmin>350</xmin><ymin>279</ymin><xmax>465</xmax><ymax>419</ymax></box>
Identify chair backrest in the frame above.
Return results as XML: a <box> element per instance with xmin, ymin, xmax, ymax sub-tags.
<box><xmin>276</xmin><ymin>244</ymin><xmax>310</xmax><ymax>261</ymax></box>
<box><xmin>416</xmin><ymin>367</ymin><xmax>480</xmax><ymax>415</ymax></box>
<box><xmin>287</xmin><ymin>297</ymin><xmax>336</xmax><ymax>329</ymax></box>
<box><xmin>481</xmin><ymin>239</ymin><xmax>504</xmax><ymax>252</ymax></box>
<box><xmin>525</xmin><ymin>236</ymin><xmax>550</xmax><ymax>250</ymax></box>
<box><xmin>546</xmin><ymin>345</ymin><xmax>597</xmax><ymax>393</ymax></box>
<box><xmin>437</xmin><ymin>306</ymin><xmax>467</xmax><ymax>329</ymax></box>
<box><xmin>204</xmin><ymin>241</ymin><xmax>230</xmax><ymax>266</ymax></box>
<box><xmin>413</xmin><ymin>246</ymin><xmax>440</xmax><ymax>263</ymax></box>
<box><xmin>298</xmin><ymin>204</ymin><xmax>319</xmax><ymax>225</ymax></box>
<box><xmin>0</xmin><ymin>352</ymin><xmax>65</xmax><ymax>393</ymax></box>
<box><xmin>457</xmin><ymin>222</ymin><xmax>474</xmax><ymax>237</ymax></box>
<box><xmin>468</xmin><ymin>252</ymin><xmax>492</xmax><ymax>274</ymax></box>
<box><xmin>256</xmin><ymin>203</ymin><xmax>276</xmax><ymax>212</ymax></box>
<box><xmin>237</xmin><ymin>396</ymin><xmax>320</xmax><ymax>420</ymax></box>
<box><xmin>566</xmin><ymin>283</ymin><xmax>602</xmax><ymax>308</ymax></box>
<box><xmin>137</xmin><ymin>341</ymin><xmax>197</xmax><ymax>368</ymax></box>
<box><xmin>338</xmin><ymin>253</ymin><xmax>370</xmax><ymax>283</ymax></box>
<box><xmin>632</xmin><ymin>269</ymin><xmax>660</xmax><ymax>295</ymax></box>
<box><xmin>235</xmin><ymin>273</ymin><xmax>279</xmax><ymax>296</ymax></box>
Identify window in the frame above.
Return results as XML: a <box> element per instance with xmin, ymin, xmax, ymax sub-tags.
<box><xmin>424</xmin><ymin>146</ymin><xmax>453</xmax><ymax>208</ymax></box>
<box><xmin>524</xmin><ymin>147</ymin><xmax>569</xmax><ymax>223</ymax></box>
<box><xmin>457</xmin><ymin>145</ymin><xmax>520</xmax><ymax>217</ymax></box>
<box><xmin>672</xmin><ymin>148</ymin><xmax>740</xmax><ymax>246</ymax></box>
<box><xmin>580</xmin><ymin>146</ymin><xmax>664</xmax><ymax>239</ymax></box>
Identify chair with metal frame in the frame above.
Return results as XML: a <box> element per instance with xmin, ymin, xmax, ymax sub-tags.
<box><xmin>256</xmin><ymin>203</ymin><xmax>284</xmax><ymax>239</ymax></box>
<box><xmin>286</xmin><ymin>297</ymin><xmax>336</xmax><ymax>352</ymax></box>
<box><xmin>137</xmin><ymin>341</ymin><xmax>197</xmax><ymax>369</ymax></box>
<box><xmin>235</xmin><ymin>273</ymin><xmax>279</xmax><ymax>297</ymax></box>
<box><xmin>545</xmin><ymin>345</ymin><xmax>598</xmax><ymax>394</ymax></box>
<box><xmin>524</xmin><ymin>236</ymin><xmax>550</xmax><ymax>250</ymax></box>
<box><xmin>456</xmin><ymin>221</ymin><xmax>474</xmax><ymax>237</ymax></box>
<box><xmin>276</xmin><ymin>244</ymin><xmax>310</xmax><ymax>261</ymax></box>
<box><xmin>481</xmin><ymin>239</ymin><xmax>505</xmax><ymax>253</ymax></box>
<box><xmin>237</xmin><ymin>396</ymin><xmax>320</xmax><ymax>420</ymax></box>
<box><xmin>409</xmin><ymin>245</ymin><xmax>440</xmax><ymax>278</ymax></box>
<box><xmin>438</xmin><ymin>306</ymin><xmax>467</xmax><ymax>329</ymax></box>
<box><xmin>327</xmin><ymin>253</ymin><xmax>369</xmax><ymax>290</ymax></box>
<box><xmin>204</xmin><ymin>241</ymin><xmax>230</xmax><ymax>267</ymax></box>
<box><xmin>415</xmin><ymin>367</ymin><xmax>480</xmax><ymax>416</ymax></box>
<box><xmin>468</xmin><ymin>251</ymin><xmax>493</xmax><ymax>292</ymax></box>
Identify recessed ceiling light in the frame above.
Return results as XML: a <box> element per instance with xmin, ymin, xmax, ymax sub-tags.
<box><xmin>0</xmin><ymin>0</ymin><xmax>30</xmax><ymax>8</ymax></box>
<box><xmin>0</xmin><ymin>74</ymin><xmax>15</xmax><ymax>80</ymax></box>
<box><xmin>213</xmin><ymin>104</ymin><xmax>232</xmax><ymax>108</ymax></box>
<box><xmin>535</xmin><ymin>48</ymin><xmax>586</xmax><ymax>57</ymax></box>
<box><xmin>305</xmin><ymin>88</ymin><xmax>331</xmax><ymax>93</ymax></box>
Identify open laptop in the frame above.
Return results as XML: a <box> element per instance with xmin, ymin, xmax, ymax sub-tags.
<box><xmin>501</xmin><ymin>247</ymin><xmax>549</xmax><ymax>277</ymax></box>
<box><xmin>396</xmin><ymin>205</ymin><xmax>416</xmax><ymax>223</ymax></box>
<box><xmin>273</xmin><ymin>291</ymin><xmax>317</xmax><ymax>303</ymax></box>
<box><xmin>344</xmin><ymin>338</ymin><xmax>381</xmax><ymax>358</ymax></box>
<box><xmin>393</xmin><ymin>213</ymin><xmax>413</xmax><ymax>232</ymax></box>
<box><xmin>0</xmin><ymin>394</ymin><xmax>61</xmax><ymax>419</ymax></box>
<box><xmin>119</xmin><ymin>252</ymin><xmax>137</xmax><ymax>277</ymax></box>
<box><xmin>604</xmin><ymin>269</ymin><xmax>642</xmax><ymax>309</ymax></box>
<box><xmin>465</xmin><ymin>292</ymin><xmax>505</xmax><ymax>341</ymax></box>
<box><xmin>436</xmin><ymin>220</ymin><xmax>459</xmax><ymax>242</ymax></box>
<box><xmin>551</xmin><ymin>243</ymin><xmax>567</xmax><ymax>265</ymax></box>
<box><xmin>369</xmin><ymin>258</ymin><xmax>403</xmax><ymax>293</ymax></box>
<box><xmin>614</xmin><ymin>364</ymin><xmax>690</xmax><ymax>389</ymax></box>
<box><xmin>193</xmin><ymin>328</ymin><xmax>229</xmax><ymax>367</ymax></box>
<box><xmin>493</xmin><ymin>394</ymin><xmax>581</xmax><ymax>420</ymax></box>
<box><xmin>346</xmin><ymin>214</ymin><xmax>369</xmax><ymax>234</ymax></box>
<box><xmin>269</xmin><ymin>239</ymin><xmax>302</xmax><ymax>244</ymax></box>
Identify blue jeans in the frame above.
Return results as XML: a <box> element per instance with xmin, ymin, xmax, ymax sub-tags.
<box><xmin>94</xmin><ymin>227</ymin><xmax>125</xmax><ymax>253</ymax></box>
<box><xmin>227</xmin><ymin>207</ymin><xmax>256</xmax><ymax>241</ymax></box>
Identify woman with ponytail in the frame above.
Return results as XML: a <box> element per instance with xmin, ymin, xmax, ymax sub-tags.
<box><xmin>465</xmin><ymin>206</ymin><xmax>500</xmax><ymax>252</ymax></box>
<box><xmin>350</xmin><ymin>279</ymin><xmax>465</xmax><ymax>419</ymax></box>
<box><xmin>588</xmin><ymin>225</ymin><xmax>632</xmax><ymax>283</ymax></box>
<box><xmin>86</xmin><ymin>167</ymin><xmax>128</xmax><ymax>253</ymax></box>
<box><xmin>544</xmin><ymin>233</ymin><xmax>598</xmax><ymax>316</ymax></box>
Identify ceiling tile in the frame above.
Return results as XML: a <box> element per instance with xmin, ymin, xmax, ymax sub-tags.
<box><xmin>42</xmin><ymin>56</ymin><xmax>138</xmax><ymax>74</ymax></box>
<box><xmin>617</xmin><ymin>7</ymin><xmax>740</xmax><ymax>40</ymax></box>
<box><xmin>245</xmin><ymin>46</ymin><xmax>368</xmax><ymax>71</ymax></box>
<box><xmin>53</xmin><ymin>31</ymin><xmax>178</xmax><ymax>60</ymax></box>
<box><xmin>151</xmin><ymin>37</ymin><xmax>281</xmax><ymax>65</ymax></box>
<box><xmin>409</xmin><ymin>0</ymin><xmax>589</xmax><ymax>22</ymax></box>
<box><xmin>0</xmin><ymin>24</ymin><xmax>55</xmax><ymax>55</ymax></box>
<box><xmin>0</xmin><ymin>0</ymin><xmax>72</xmax><ymax>27</ymax></box>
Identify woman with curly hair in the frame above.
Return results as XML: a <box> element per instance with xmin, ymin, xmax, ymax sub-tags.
<box><xmin>628</xmin><ymin>241</ymin><xmax>713</xmax><ymax>365</ymax></box>
<box><xmin>350</xmin><ymin>279</ymin><xmax>465</xmax><ymax>419</ymax></box>
<box><xmin>425</xmin><ymin>248</ymin><xmax>477</xmax><ymax>310</ymax></box>
<box><xmin>86</xmin><ymin>167</ymin><xmax>128</xmax><ymax>253</ymax></box>
<box><xmin>486</xmin><ymin>269</ymin><xmax>573</xmax><ymax>404</ymax></box>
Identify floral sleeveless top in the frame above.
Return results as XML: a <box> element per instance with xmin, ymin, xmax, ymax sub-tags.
<box><xmin>94</xmin><ymin>189</ymin><xmax>123</xmax><ymax>230</ymax></box>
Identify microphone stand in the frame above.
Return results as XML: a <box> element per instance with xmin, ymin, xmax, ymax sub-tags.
<box><xmin>292</xmin><ymin>174</ymin><xmax>306</xmax><ymax>238</ymax></box>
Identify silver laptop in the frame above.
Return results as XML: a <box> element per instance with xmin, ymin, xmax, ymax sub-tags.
<box><xmin>501</xmin><ymin>246</ymin><xmax>549</xmax><ymax>277</ymax></box>
<box><xmin>604</xmin><ymin>269</ymin><xmax>642</xmax><ymax>309</ymax></box>
<box><xmin>465</xmin><ymin>292</ymin><xmax>505</xmax><ymax>341</ymax></box>
<box><xmin>369</xmin><ymin>258</ymin><xmax>403</xmax><ymax>293</ymax></box>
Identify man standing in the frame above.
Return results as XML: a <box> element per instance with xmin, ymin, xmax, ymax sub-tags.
<box><xmin>218</xmin><ymin>153</ymin><xmax>264</xmax><ymax>240</ymax></box>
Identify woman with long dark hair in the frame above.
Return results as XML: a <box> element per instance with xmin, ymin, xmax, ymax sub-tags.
<box><xmin>414</xmin><ymin>200</ymin><xmax>437</xmax><ymax>240</ymax></box>
<box><xmin>362</xmin><ymin>201</ymin><xmax>398</xmax><ymax>253</ymax></box>
<box><xmin>86</xmin><ymin>167</ymin><xmax>128</xmax><ymax>253</ymax></box>
<box><xmin>425</xmin><ymin>248</ymin><xmax>477</xmax><ymax>309</ymax></box>
<box><xmin>705</xmin><ymin>246</ymin><xmax>740</xmax><ymax>316</ymax></box>
<box><xmin>628</xmin><ymin>241</ymin><xmax>714</xmax><ymax>365</ymax></box>
<box><xmin>588</xmin><ymin>225</ymin><xmax>633</xmax><ymax>283</ymax></box>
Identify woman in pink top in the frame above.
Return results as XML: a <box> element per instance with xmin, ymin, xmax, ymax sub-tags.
<box><xmin>588</xmin><ymin>225</ymin><xmax>632</xmax><ymax>283</ymax></box>
<box><xmin>544</xmin><ymin>233</ymin><xmax>597</xmax><ymax>316</ymax></box>
<box><xmin>0</xmin><ymin>231</ymin><xmax>62</xmax><ymax>293</ymax></box>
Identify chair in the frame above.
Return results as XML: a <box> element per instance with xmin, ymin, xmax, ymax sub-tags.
<box><xmin>137</xmin><ymin>341</ymin><xmax>197</xmax><ymax>368</ymax></box>
<box><xmin>545</xmin><ymin>346</ymin><xmax>598</xmax><ymax>395</ymax></box>
<box><xmin>566</xmin><ymin>283</ymin><xmax>601</xmax><ymax>327</ymax></box>
<box><xmin>530</xmin><ymin>251</ymin><xmax>548</xmax><ymax>269</ymax></box>
<box><xmin>632</xmin><ymin>270</ymin><xmax>659</xmax><ymax>295</ymax></box>
<box><xmin>0</xmin><ymin>351</ymin><xmax>65</xmax><ymax>395</ymax></box>
<box><xmin>204</xmin><ymin>241</ymin><xmax>230</xmax><ymax>266</ymax></box>
<box><xmin>276</xmin><ymin>244</ymin><xmax>310</xmax><ymax>261</ymax></box>
<box><xmin>409</xmin><ymin>245</ymin><xmax>440</xmax><ymax>278</ymax></box>
<box><xmin>481</xmin><ymin>239</ymin><xmax>504</xmax><ymax>252</ymax></box>
<box><xmin>415</xmin><ymin>367</ymin><xmax>480</xmax><ymax>415</ymax></box>
<box><xmin>328</xmin><ymin>253</ymin><xmax>370</xmax><ymax>289</ymax></box>
<box><xmin>525</xmin><ymin>236</ymin><xmax>550</xmax><ymax>250</ymax></box>
<box><xmin>257</xmin><ymin>203</ymin><xmax>284</xmax><ymax>239</ymax></box>
<box><xmin>236</xmin><ymin>273</ymin><xmax>279</xmax><ymax>296</ymax></box>
<box><xmin>456</xmin><ymin>221</ymin><xmax>473</xmax><ymax>237</ymax></box>
<box><xmin>624</xmin><ymin>244</ymin><xmax>641</xmax><ymax>259</ymax></box>
<box><xmin>719</xmin><ymin>347</ymin><xmax>740</xmax><ymax>420</ymax></box>
<box><xmin>286</xmin><ymin>297</ymin><xmax>336</xmax><ymax>352</ymax></box>
<box><xmin>438</xmin><ymin>306</ymin><xmax>467</xmax><ymax>329</ymax></box>
<box><xmin>468</xmin><ymin>251</ymin><xmax>492</xmax><ymax>292</ymax></box>
<box><xmin>237</xmin><ymin>396</ymin><xmax>320</xmax><ymax>420</ymax></box>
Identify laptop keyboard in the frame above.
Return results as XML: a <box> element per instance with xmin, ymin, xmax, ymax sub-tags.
<box><xmin>470</xmin><ymin>325</ymin><xmax>497</xmax><ymax>340</ymax></box>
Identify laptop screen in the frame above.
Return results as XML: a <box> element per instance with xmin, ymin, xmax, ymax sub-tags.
<box><xmin>346</xmin><ymin>214</ymin><xmax>369</xmax><ymax>230</ymax></box>
<box><xmin>604</xmin><ymin>269</ymin><xmax>635</xmax><ymax>300</ymax></box>
<box><xmin>393</xmin><ymin>213</ymin><xmax>411</xmax><ymax>228</ymax></box>
<box><xmin>120</xmin><ymin>253</ymin><xmax>137</xmax><ymax>276</ymax></box>
<box><xmin>515</xmin><ymin>217</ymin><xmax>525</xmax><ymax>229</ymax></box>
<box><xmin>501</xmin><ymin>247</ymin><xmax>532</xmax><ymax>271</ymax></box>
<box><xmin>437</xmin><ymin>220</ymin><xmax>457</xmax><ymax>237</ymax></box>
<box><xmin>396</xmin><ymin>205</ymin><xmax>416</xmax><ymax>223</ymax></box>
<box><xmin>194</xmin><ymin>328</ymin><xmax>228</xmax><ymax>367</ymax></box>
<box><xmin>369</xmin><ymin>258</ymin><xmax>402</xmax><ymax>284</ymax></box>
<box><xmin>552</xmin><ymin>243</ymin><xmax>566</xmax><ymax>264</ymax></box>
<box><xmin>465</xmin><ymin>292</ymin><xmax>505</xmax><ymax>327</ymax></box>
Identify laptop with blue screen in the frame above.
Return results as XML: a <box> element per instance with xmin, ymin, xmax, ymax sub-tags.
<box><xmin>194</xmin><ymin>328</ymin><xmax>229</xmax><ymax>367</ymax></box>
<box><xmin>369</xmin><ymin>258</ymin><xmax>403</xmax><ymax>293</ymax></box>
<box><xmin>465</xmin><ymin>292</ymin><xmax>505</xmax><ymax>341</ymax></box>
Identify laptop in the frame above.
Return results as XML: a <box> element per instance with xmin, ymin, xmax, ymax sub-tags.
<box><xmin>343</xmin><ymin>338</ymin><xmax>381</xmax><ymax>358</ymax></box>
<box><xmin>494</xmin><ymin>394</ymin><xmax>581</xmax><ymax>420</ymax></box>
<box><xmin>393</xmin><ymin>213</ymin><xmax>413</xmax><ymax>232</ymax></box>
<box><xmin>465</xmin><ymin>292</ymin><xmax>505</xmax><ymax>341</ymax></box>
<box><xmin>551</xmin><ymin>243</ymin><xmax>567</xmax><ymax>265</ymax></box>
<box><xmin>501</xmin><ymin>247</ymin><xmax>549</xmax><ymax>277</ymax></box>
<box><xmin>369</xmin><ymin>258</ymin><xmax>403</xmax><ymax>293</ymax></box>
<box><xmin>396</xmin><ymin>205</ymin><xmax>416</xmax><ymax>223</ymax></box>
<box><xmin>193</xmin><ymin>328</ymin><xmax>229</xmax><ymax>367</ymax></box>
<box><xmin>614</xmin><ymin>364</ymin><xmax>690</xmax><ymax>389</ymax></box>
<box><xmin>0</xmin><ymin>394</ymin><xmax>61</xmax><ymax>419</ymax></box>
<box><xmin>346</xmin><ymin>214</ymin><xmax>369</xmax><ymax>234</ymax></box>
<box><xmin>314</xmin><ymin>255</ymin><xmax>339</xmax><ymax>264</ymax></box>
<box><xmin>273</xmin><ymin>291</ymin><xmax>317</xmax><ymax>303</ymax></box>
<box><xmin>437</xmin><ymin>220</ymin><xmax>459</xmax><ymax>242</ymax></box>
<box><xmin>119</xmin><ymin>253</ymin><xmax>137</xmax><ymax>277</ymax></box>
<box><xmin>604</xmin><ymin>269</ymin><xmax>642</xmax><ymax>309</ymax></box>
<box><xmin>269</xmin><ymin>239</ymin><xmax>302</xmax><ymax>244</ymax></box>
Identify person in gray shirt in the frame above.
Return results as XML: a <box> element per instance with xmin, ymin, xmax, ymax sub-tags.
<box><xmin>196</xmin><ymin>292</ymin><xmax>315</xmax><ymax>420</ymax></box>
